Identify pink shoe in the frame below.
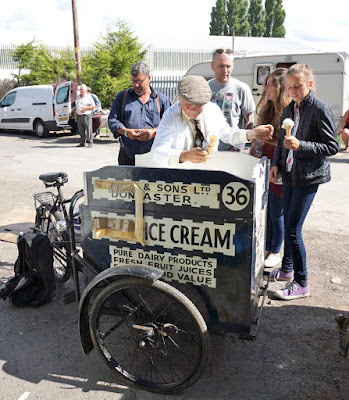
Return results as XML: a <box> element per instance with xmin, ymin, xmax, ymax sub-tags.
<box><xmin>269</xmin><ymin>267</ymin><xmax>294</xmax><ymax>282</ymax></box>
<box><xmin>274</xmin><ymin>281</ymin><xmax>310</xmax><ymax>300</ymax></box>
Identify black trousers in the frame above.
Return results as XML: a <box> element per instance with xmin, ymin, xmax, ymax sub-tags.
<box><xmin>118</xmin><ymin>147</ymin><xmax>135</xmax><ymax>166</ymax></box>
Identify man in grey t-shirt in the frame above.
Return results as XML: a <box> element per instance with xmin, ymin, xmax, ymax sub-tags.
<box><xmin>209</xmin><ymin>48</ymin><xmax>255</xmax><ymax>151</ymax></box>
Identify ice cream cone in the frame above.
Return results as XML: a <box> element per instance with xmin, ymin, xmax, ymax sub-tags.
<box><xmin>204</xmin><ymin>135</ymin><xmax>218</xmax><ymax>165</ymax></box>
<box><xmin>281</xmin><ymin>118</ymin><xmax>295</xmax><ymax>138</ymax></box>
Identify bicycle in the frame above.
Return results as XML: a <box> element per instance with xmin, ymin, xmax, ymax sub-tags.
<box><xmin>33</xmin><ymin>172</ymin><xmax>83</xmax><ymax>283</ymax></box>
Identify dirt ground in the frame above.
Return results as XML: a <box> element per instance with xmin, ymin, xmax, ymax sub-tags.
<box><xmin>0</xmin><ymin>132</ymin><xmax>348</xmax><ymax>400</ymax></box>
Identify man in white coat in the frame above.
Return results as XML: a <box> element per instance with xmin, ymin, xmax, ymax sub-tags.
<box><xmin>76</xmin><ymin>84</ymin><xmax>96</xmax><ymax>147</ymax></box>
<box><xmin>151</xmin><ymin>75</ymin><xmax>273</xmax><ymax>166</ymax></box>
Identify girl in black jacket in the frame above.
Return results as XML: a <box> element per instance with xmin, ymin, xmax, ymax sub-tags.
<box><xmin>269</xmin><ymin>64</ymin><xmax>339</xmax><ymax>300</ymax></box>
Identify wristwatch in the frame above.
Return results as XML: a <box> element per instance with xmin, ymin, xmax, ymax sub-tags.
<box><xmin>124</xmin><ymin>129</ymin><xmax>128</xmax><ymax>138</ymax></box>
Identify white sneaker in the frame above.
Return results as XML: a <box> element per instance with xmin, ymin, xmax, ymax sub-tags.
<box><xmin>265</xmin><ymin>253</ymin><xmax>282</xmax><ymax>268</ymax></box>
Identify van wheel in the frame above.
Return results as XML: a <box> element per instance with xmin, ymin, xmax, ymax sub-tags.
<box><xmin>34</xmin><ymin>120</ymin><xmax>49</xmax><ymax>138</ymax></box>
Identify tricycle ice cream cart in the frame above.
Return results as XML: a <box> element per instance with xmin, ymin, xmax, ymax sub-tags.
<box><xmin>70</xmin><ymin>151</ymin><xmax>270</xmax><ymax>393</ymax></box>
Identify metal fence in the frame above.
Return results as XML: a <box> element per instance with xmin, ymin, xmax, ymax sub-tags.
<box><xmin>147</xmin><ymin>48</ymin><xmax>212</xmax><ymax>72</ymax></box>
<box><xmin>0</xmin><ymin>45</ymin><xmax>201</xmax><ymax>103</ymax></box>
<box><xmin>151</xmin><ymin>75</ymin><xmax>183</xmax><ymax>103</ymax></box>
<box><xmin>0</xmin><ymin>44</ymin><xmax>215</xmax><ymax>72</ymax></box>
<box><xmin>0</xmin><ymin>44</ymin><xmax>247</xmax><ymax>72</ymax></box>
<box><xmin>0</xmin><ymin>44</ymin><xmax>94</xmax><ymax>70</ymax></box>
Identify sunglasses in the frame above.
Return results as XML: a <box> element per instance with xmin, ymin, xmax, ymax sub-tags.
<box><xmin>213</xmin><ymin>48</ymin><xmax>234</xmax><ymax>56</ymax></box>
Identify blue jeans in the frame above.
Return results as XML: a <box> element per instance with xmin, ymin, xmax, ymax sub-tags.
<box><xmin>266</xmin><ymin>191</ymin><xmax>284</xmax><ymax>254</ymax></box>
<box><xmin>281</xmin><ymin>184</ymin><xmax>318</xmax><ymax>287</ymax></box>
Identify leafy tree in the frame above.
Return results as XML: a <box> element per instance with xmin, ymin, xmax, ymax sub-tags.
<box><xmin>264</xmin><ymin>0</ymin><xmax>275</xmax><ymax>37</ymax></box>
<box><xmin>210</xmin><ymin>0</ymin><xmax>228</xmax><ymax>35</ymax></box>
<box><xmin>82</xmin><ymin>20</ymin><xmax>146</xmax><ymax>107</ymax></box>
<box><xmin>272</xmin><ymin>0</ymin><xmax>286</xmax><ymax>37</ymax></box>
<box><xmin>210</xmin><ymin>0</ymin><xmax>249</xmax><ymax>36</ymax></box>
<box><xmin>226</xmin><ymin>0</ymin><xmax>250</xmax><ymax>36</ymax></box>
<box><xmin>264</xmin><ymin>0</ymin><xmax>285</xmax><ymax>37</ymax></box>
<box><xmin>248</xmin><ymin>0</ymin><xmax>266</xmax><ymax>37</ymax></box>
<box><xmin>11</xmin><ymin>40</ymin><xmax>36</xmax><ymax>82</ymax></box>
<box><xmin>11</xmin><ymin>42</ymin><xmax>76</xmax><ymax>86</ymax></box>
<box><xmin>10</xmin><ymin>20</ymin><xmax>145</xmax><ymax>107</ymax></box>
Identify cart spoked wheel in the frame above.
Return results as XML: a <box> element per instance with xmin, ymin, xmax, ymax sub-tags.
<box><xmin>89</xmin><ymin>278</ymin><xmax>210</xmax><ymax>393</ymax></box>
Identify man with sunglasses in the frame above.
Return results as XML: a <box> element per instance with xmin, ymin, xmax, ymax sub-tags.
<box><xmin>151</xmin><ymin>75</ymin><xmax>272</xmax><ymax>166</ymax></box>
<box><xmin>209</xmin><ymin>48</ymin><xmax>255</xmax><ymax>151</ymax></box>
<box><xmin>108</xmin><ymin>62</ymin><xmax>171</xmax><ymax>165</ymax></box>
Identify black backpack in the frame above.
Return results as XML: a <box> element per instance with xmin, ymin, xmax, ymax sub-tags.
<box><xmin>0</xmin><ymin>229</ymin><xmax>56</xmax><ymax>306</ymax></box>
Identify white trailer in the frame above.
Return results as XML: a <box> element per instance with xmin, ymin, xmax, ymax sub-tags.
<box><xmin>186</xmin><ymin>52</ymin><xmax>349</xmax><ymax>126</ymax></box>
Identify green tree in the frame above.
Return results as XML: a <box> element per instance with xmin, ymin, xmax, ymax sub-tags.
<box><xmin>11</xmin><ymin>40</ymin><xmax>36</xmax><ymax>82</ymax></box>
<box><xmin>11</xmin><ymin>42</ymin><xmax>76</xmax><ymax>86</ymax></box>
<box><xmin>248</xmin><ymin>0</ymin><xmax>266</xmax><ymax>37</ymax></box>
<box><xmin>210</xmin><ymin>0</ymin><xmax>249</xmax><ymax>37</ymax></box>
<box><xmin>272</xmin><ymin>0</ymin><xmax>286</xmax><ymax>37</ymax></box>
<box><xmin>210</xmin><ymin>0</ymin><xmax>228</xmax><ymax>35</ymax></box>
<box><xmin>264</xmin><ymin>0</ymin><xmax>275</xmax><ymax>37</ymax></box>
<box><xmin>82</xmin><ymin>20</ymin><xmax>146</xmax><ymax>107</ymax></box>
<box><xmin>264</xmin><ymin>0</ymin><xmax>285</xmax><ymax>37</ymax></box>
<box><xmin>226</xmin><ymin>0</ymin><xmax>250</xmax><ymax>36</ymax></box>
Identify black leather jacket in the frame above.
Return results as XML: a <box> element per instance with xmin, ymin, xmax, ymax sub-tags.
<box><xmin>272</xmin><ymin>92</ymin><xmax>339</xmax><ymax>188</ymax></box>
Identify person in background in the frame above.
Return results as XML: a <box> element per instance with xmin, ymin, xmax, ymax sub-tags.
<box><xmin>269</xmin><ymin>64</ymin><xmax>339</xmax><ymax>300</ymax></box>
<box><xmin>209</xmin><ymin>48</ymin><xmax>255</xmax><ymax>151</ymax></box>
<box><xmin>252</xmin><ymin>68</ymin><xmax>290</xmax><ymax>268</ymax></box>
<box><xmin>76</xmin><ymin>84</ymin><xmax>95</xmax><ymax>148</ymax></box>
<box><xmin>151</xmin><ymin>75</ymin><xmax>273</xmax><ymax>165</ymax></box>
<box><xmin>337</xmin><ymin>108</ymin><xmax>349</xmax><ymax>152</ymax></box>
<box><xmin>87</xmin><ymin>87</ymin><xmax>102</xmax><ymax>138</ymax></box>
<box><xmin>108</xmin><ymin>62</ymin><xmax>171</xmax><ymax>165</ymax></box>
<box><xmin>87</xmin><ymin>87</ymin><xmax>102</xmax><ymax>113</ymax></box>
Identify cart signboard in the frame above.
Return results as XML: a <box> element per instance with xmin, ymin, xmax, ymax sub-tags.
<box><xmin>80</xmin><ymin>152</ymin><xmax>269</xmax><ymax>335</ymax></box>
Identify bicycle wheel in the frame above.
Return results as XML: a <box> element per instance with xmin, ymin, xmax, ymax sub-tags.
<box><xmin>89</xmin><ymin>278</ymin><xmax>210</xmax><ymax>393</ymax></box>
<box><xmin>37</xmin><ymin>210</ymin><xmax>72</xmax><ymax>283</ymax></box>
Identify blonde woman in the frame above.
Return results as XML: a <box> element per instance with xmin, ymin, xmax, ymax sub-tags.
<box><xmin>270</xmin><ymin>64</ymin><xmax>339</xmax><ymax>300</ymax></box>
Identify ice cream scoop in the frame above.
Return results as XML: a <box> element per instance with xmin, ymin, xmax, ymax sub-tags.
<box><xmin>282</xmin><ymin>118</ymin><xmax>295</xmax><ymax>137</ymax></box>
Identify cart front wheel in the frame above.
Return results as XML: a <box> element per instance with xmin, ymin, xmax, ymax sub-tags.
<box><xmin>89</xmin><ymin>278</ymin><xmax>210</xmax><ymax>393</ymax></box>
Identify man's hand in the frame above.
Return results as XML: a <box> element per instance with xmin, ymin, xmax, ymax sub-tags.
<box><xmin>270</xmin><ymin>166</ymin><xmax>279</xmax><ymax>183</ymax></box>
<box><xmin>247</xmin><ymin>124</ymin><xmax>274</xmax><ymax>141</ymax></box>
<box><xmin>137</xmin><ymin>128</ymin><xmax>157</xmax><ymax>141</ymax></box>
<box><xmin>179</xmin><ymin>148</ymin><xmax>209</xmax><ymax>163</ymax></box>
<box><xmin>125</xmin><ymin>129</ymin><xmax>141</xmax><ymax>140</ymax></box>
<box><xmin>284</xmin><ymin>136</ymin><xmax>300</xmax><ymax>150</ymax></box>
<box><xmin>259</xmin><ymin>136</ymin><xmax>278</xmax><ymax>146</ymax></box>
<box><xmin>81</xmin><ymin>105</ymin><xmax>94</xmax><ymax>113</ymax></box>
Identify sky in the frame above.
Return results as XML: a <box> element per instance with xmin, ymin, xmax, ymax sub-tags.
<box><xmin>0</xmin><ymin>0</ymin><xmax>348</xmax><ymax>53</ymax></box>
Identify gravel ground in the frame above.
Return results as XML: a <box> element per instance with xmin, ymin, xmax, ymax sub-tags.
<box><xmin>0</xmin><ymin>131</ymin><xmax>348</xmax><ymax>400</ymax></box>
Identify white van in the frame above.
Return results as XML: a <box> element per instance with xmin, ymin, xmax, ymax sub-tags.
<box><xmin>186</xmin><ymin>51</ymin><xmax>349</xmax><ymax>126</ymax></box>
<box><xmin>0</xmin><ymin>81</ymin><xmax>78</xmax><ymax>137</ymax></box>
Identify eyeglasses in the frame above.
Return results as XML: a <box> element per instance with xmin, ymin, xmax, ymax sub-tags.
<box><xmin>212</xmin><ymin>48</ymin><xmax>234</xmax><ymax>56</ymax></box>
<box><xmin>130</xmin><ymin>76</ymin><xmax>148</xmax><ymax>85</ymax></box>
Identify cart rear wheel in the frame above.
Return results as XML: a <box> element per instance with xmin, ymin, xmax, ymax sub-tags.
<box><xmin>89</xmin><ymin>278</ymin><xmax>210</xmax><ymax>393</ymax></box>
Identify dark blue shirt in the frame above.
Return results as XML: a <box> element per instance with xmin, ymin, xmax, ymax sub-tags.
<box><xmin>108</xmin><ymin>86</ymin><xmax>171</xmax><ymax>160</ymax></box>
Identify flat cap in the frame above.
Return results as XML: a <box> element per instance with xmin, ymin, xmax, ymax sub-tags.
<box><xmin>178</xmin><ymin>75</ymin><xmax>212</xmax><ymax>105</ymax></box>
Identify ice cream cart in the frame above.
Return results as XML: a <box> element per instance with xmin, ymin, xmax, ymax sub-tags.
<box><xmin>71</xmin><ymin>151</ymin><xmax>269</xmax><ymax>393</ymax></box>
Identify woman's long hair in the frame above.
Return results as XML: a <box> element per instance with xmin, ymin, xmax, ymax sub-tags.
<box><xmin>256</xmin><ymin>68</ymin><xmax>290</xmax><ymax>139</ymax></box>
